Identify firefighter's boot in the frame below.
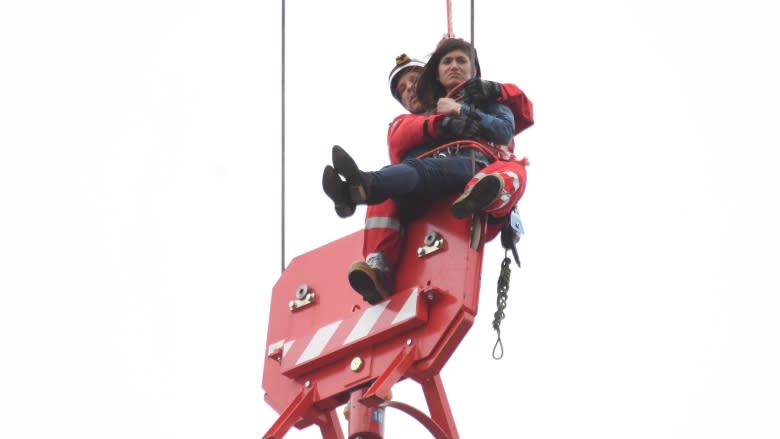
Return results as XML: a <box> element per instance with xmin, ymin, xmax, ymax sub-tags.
<box><xmin>348</xmin><ymin>253</ymin><xmax>394</xmax><ymax>304</ymax></box>
<box><xmin>322</xmin><ymin>165</ymin><xmax>356</xmax><ymax>218</ymax></box>
<box><xmin>332</xmin><ymin>145</ymin><xmax>373</xmax><ymax>204</ymax></box>
<box><xmin>450</xmin><ymin>173</ymin><xmax>504</xmax><ymax>219</ymax></box>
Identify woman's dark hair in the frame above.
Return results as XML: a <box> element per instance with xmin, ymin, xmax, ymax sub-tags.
<box><xmin>415</xmin><ymin>38</ymin><xmax>482</xmax><ymax>111</ymax></box>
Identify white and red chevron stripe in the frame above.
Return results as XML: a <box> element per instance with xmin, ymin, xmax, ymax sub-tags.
<box><xmin>268</xmin><ymin>288</ymin><xmax>426</xmax><ymax>378</ymax></box>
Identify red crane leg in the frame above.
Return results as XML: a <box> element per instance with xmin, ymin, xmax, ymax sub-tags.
<box><xmin>315</xmin><ymin>409</ymin><xmax>345</xmax><ymax>439</ymax></box>
<box><xmin>420</xmin><ymin>374</ymin><xmax>459</xmax><ymax>439</ymax></box>
<box><xmin>262</xmin><ymin>385</ymin><xmax>315</xmax><ymax>439</ymax></box>
<box><xmin>361</xmin><ymin>342</ymin><xmax>418</xmax><ymax>407</ymax></box>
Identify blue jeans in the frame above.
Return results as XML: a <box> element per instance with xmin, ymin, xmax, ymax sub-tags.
<box><xmin>365</xmin><ymin>156</ymin><xmax>483</xmax><ymax>222</ymax></box>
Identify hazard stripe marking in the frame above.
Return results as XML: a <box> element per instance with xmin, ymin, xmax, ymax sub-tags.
<box><xmin>281</xmin><ymin>287</ymin><xmax>426</xmax><ymax>375</ymax></box>
<box><xmin>297</xmin><ymin>320</ymin><xmax>342</xmax><ymax>365</ymax></box>
<box><xmin>267</xmin><ymin>340</ymin><xmax>296</xmax><ymax>357</ymax></box>
<box><xmin>392</xmin><ymin>288</ymin><xmax>419</xmax><ymax>325</ymax></box>
<box><xmin>345</xmin><ymin>300</ymin><xmax>390</xmax><ymax>344</ymax></box>
<box><xmin>267</xmin><ymin>340</ymin><xmax>284</xmax><ymax>356</ymax></box>
<box><xmin>283</xmin><ymin>340</ymin><xmax>295</xmax><ymax>357</ymax></box>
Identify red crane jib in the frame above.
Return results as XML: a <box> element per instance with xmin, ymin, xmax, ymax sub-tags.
<box><xmin>262</xmin><ymin>196</ymin><xmax>487</xmax><ymax>439</ymax></box>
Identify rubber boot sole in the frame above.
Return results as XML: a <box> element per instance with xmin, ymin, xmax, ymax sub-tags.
<box><xmin>332</xmin><ymin>145</ymin><xmax>369</xmax><ymax>203</ymax></box>
<box><xmin>450</xmin><ymin>174</ymin><xmax>503</xmax><ymax>219</ymax></box>
<box><xmin>322</xmin><ymin>165</ymin><xmax>355</xmax><ymax>218</ymax></box>
<box><xmin>348</xmin><ymin>260</ymin><xmax>390</xmax><ymax>304</ymax></box>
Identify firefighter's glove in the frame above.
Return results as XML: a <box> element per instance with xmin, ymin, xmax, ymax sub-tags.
<box><xmin>438</xmin><ymin>114</ymin><xmax>481</xmax><ymax>141</ymax></box>
<box><xmin>463</xmin><ymin>78</ymin><xmax>502</xmax><ymax>104</ymax></box>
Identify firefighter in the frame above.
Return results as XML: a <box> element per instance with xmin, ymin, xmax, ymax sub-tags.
<box><xmin>321</xmin><ymin>54</ymin><xmax>425</xmax><ymax>303</ymax></box>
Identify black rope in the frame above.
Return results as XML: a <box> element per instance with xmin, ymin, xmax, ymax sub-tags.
<box><xmin>492</xmin><ymin>253</ymin><xmax>511</xmax><ymax>359</ymax></box>
<box><xmin>470</xmin><ymin>0</ymin><xmax>475</xmax><ymax>49</ymax></box>
<box><xmin>470</xmin><ymin>0</ymin><xmax>476</xmax><ymax>76</ymax></box>
<box><xmin>280</xmin><ymin>0</ymin><xmax>286</xmax><ymax>273</ymax></box>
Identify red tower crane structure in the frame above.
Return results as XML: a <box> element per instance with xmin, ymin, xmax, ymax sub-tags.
<box><xmin>262</xmin><ymin>195</ymin><xmax>491</xmax><ymax>439</ymax></box>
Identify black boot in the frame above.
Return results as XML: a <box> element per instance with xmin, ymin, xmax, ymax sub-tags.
<box><xmin>332</xmin><ymin>145</ymin><xmax>373</xmax><ymax>204</ymax></box>
<box><xmin>322</xmin><ymin>165</ymin><xmax>356</xmax><ymax>218</ymax></box>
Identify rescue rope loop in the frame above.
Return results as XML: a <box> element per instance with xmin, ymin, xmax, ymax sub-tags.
<box><xmin>446</xmin><ymin>0</ymin><xmax>454</xmax><ymax>37</ymax></box>
<box><xmin>492</xmin><ymin>253</ymin><xmax>512</xmax><ymax>360</ymax></box>
<box><xmin>446</xmin><ymin>81</ymin><xmax>467</xmax><ymax>100</ymax></box>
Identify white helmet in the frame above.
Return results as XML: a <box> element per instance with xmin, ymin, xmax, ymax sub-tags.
<box><xmin>388</xmin><ymin>53</ymin><xmax>425</xmax><ymax>103</ymax></box>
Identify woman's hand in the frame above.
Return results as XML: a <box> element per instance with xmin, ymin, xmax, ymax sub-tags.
<box><xmin>436</xmin><ymin>97</ymin><xmax>461</xmax><ymax>115</ymax></box>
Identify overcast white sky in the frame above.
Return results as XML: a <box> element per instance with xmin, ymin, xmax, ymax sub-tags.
<box><xmin>1</xmin><ymin>0</ymin><xmax>779</xmax><ymax>438</ymax></box>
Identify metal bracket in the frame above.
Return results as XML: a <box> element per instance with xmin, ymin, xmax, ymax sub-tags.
<box><xmin>417</xmin><ymin>231</ymin><xmax>444</xmax><ymax>258</ymax></box>
<box><xmin>289</xmin><ymin>284</ymin><xmax>316</xmax><ymax>311</ymax></box>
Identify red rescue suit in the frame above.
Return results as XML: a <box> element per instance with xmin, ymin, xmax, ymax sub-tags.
<box><xmin>363</xmin><ymin>83</ymin><xmax>534</xmax><ymax>267</ymax></box>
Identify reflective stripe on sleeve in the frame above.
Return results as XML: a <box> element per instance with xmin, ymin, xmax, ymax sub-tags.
<box><xmin>365</xmin><ymin>216</ymin><xmax>402</xmax><ymax>231</ymax></box>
